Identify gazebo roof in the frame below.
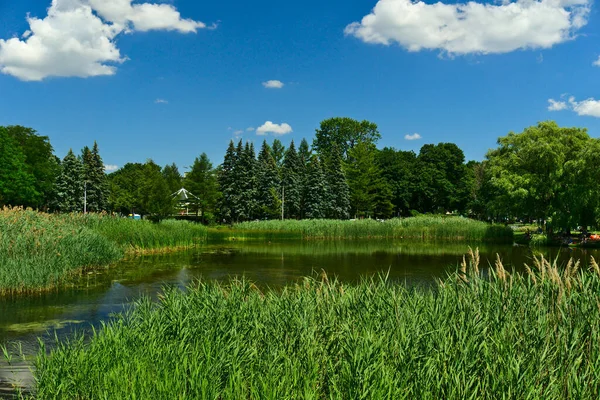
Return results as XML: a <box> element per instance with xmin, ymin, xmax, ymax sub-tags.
<box><xmin>171</xmin><ymin>188</ymin><xmax>198</xmax><ymax>202</ymax></box>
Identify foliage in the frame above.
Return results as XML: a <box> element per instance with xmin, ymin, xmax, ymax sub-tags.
<box><xmin>184</xmin><ymin>154</ymin><xmax>219</xmax><ymax>222</ymax></box>
<box><xmin>313</xmin><ymin>117</ymin><xmax>380</xmax><ymax>159</ymax></box>
<box><xmin>34</xmin><ymin>254</ymin><xmax>600</xmax><ymax>399</ymax></box>
<box><xmin>56</xmin><ymin>149</ymin><xmax>84</xmax><ymax>213</ymax></box>
<box><xmin>0</xmin><ymin>127</ymin><xmax>37</xmax><ymax>207</ymax></box>
<box><xmin>82</xmin><ymin>142</ymin><xmax>108</xmax><ymax>212</ymax></box>
<box><xmin>323</xmin><ymin>145</ymin><xmax>350</xmax><ymax>219</ymax></box>
<box><xmin>282</xmin><ymin>141</ymin><xmax>301</xmax><ymax>219</ymax></box>
<box><xmin>162</xmin><ymin>163</ymin><xmax>182</xmax><ymax>195</ymax></box>
<box><xmin>255</xmin><ymin>141</ymin><xmax>281</xmax><ymax>219</ymax></box>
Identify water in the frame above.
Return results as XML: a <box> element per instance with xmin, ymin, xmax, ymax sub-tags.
<box><xmin>0</xmin><ymin>239</ymin><xmax>597</xmax><ymax>397</ymax></box>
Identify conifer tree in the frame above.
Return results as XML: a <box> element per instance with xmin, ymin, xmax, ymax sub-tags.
<box><xmin>81</xmin><ymin>142</ymin><xmax>108</xmax><ymax>212</ymax></box>
<box><xmin>297</xmin><ymin>138</ymin><xmax>312</xmax><ymax>219</ymax></box>
<box><xmin>270</xmin><ymin>139</ymin><xmax>286</xmax><ymax>169</ymax></box>
<box><xmin>57</xmin><ymin>149</ymin><xmax>84</xmax><ymax>212</ymax></box>
<box><xmin>304</xmin><ymin>155</ymin><xmax>327</xmax><ymax>219</ymax></box>
<box><xmin>237</xmin><ymin>142</ymin><xmax>257</xmax><ymax>220</ymax></box>
<box><xmin>218</xmin><ymin>140</ymin><xmax>238</xmax><ymax>223</ymax></box>
<box><xmin>256</xmin><ymin>140</ymin><xmax>281</xmax><ymax>219</ymax></box>
<box><xmin>281</xmin><ymin>140</ymin><xmax>301</xmax><ymax>219</ymax></box>
<box><xmin>184</xmin><ymin>154</ymin><xmax>219</xmax><ymax>223</ymax></box>
<box><xmin>324</xmin><ymin>145</ymin><xmax>350</xmax><ymax>219</ymax></box>
<box><xmin>162</xmin><ymin>163</ymin><xmax>182</xmax><ymax>195</ymax></box>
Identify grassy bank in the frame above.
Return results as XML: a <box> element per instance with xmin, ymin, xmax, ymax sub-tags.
<box><xmin>232</xmin><ymin>216</ymin><xmax>513</xmax><ymax>243</ymax></box>
<box><xmin>0</xmin><ymin>208</ymin><xmax>207</xmax><ymax>295</ymax></box>
<box><xmin>33</xmin><ymin>253</ymin><xmax>600</xmax><ymax>399</ymax></box>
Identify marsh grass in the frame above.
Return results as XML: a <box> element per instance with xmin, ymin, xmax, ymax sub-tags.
<box><xmin>34</xmin><ymin>250</ymin><xmax>600</xmax><ymax>399</ymax></box>
<box><xmin>233</xmin><ymin>216</ymin><xmax>513</xmax><ymax>243</ymax></box>
<box><xmin>0</xmin><ymin>208</ymin><xmax>208</xmax><ymax>294</ymax></box>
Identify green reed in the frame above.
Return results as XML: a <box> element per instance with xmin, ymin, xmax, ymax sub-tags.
<box><xmin>34</xmin><ymin>252</ymin><xmax>600</xmax><ymax>399</ymax></box>
<box><xmin>0</xmin><ymin>208</ymin><xmax>208</xmax><ymax>294</ymax></box>
<box><xmin>233</xmin><ymin>216</ymin><xmax>513</xmax><ymax>243</ymax></box>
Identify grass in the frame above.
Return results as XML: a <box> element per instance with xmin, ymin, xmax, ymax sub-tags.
<box><xmin>31</xmin><ymin>250</ymin><xmax>600</xmax><ymax>399</ymax></box>
<box><xmin>0</xmin><ymin>208</ymin><xmax>208</xmax><ymax>295</ymax></box>
<box><xmin>231</xmin><ymin>215</ymin><xmax>513</xmax><ymax>243</ymax></box>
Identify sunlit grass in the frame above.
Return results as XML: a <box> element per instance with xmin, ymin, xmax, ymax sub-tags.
<box><xmin>232</xmin><ymin>216</ymin><xmax>513</xmax><ymax>243</ymax></box>
<box><xmin>34</xmin><ymin>251</ymin><xmax>600</xmax><ymax>399</ymax></box>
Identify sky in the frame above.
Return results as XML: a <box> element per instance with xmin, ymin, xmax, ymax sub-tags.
<box><xmin>1</xmin><ymin>0</ymin><xmax>599</xmax><ymax>173</ymax></box>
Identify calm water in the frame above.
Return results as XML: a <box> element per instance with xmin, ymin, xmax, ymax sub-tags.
<box><xmin>1</xmin><ymin>239</ymin><xmax>598</xmax><ymax>396</ymax></box>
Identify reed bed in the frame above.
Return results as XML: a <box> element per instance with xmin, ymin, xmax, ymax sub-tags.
<box><xmin>0</xmin><ymin>208</ymin><xmax>122</xmax><ymax>295</ymax></box>
<box><xmin>0</xmin><ymin>209</ymin><xmax>208</xmax><ymax>294</ymax></box>
<box><xmin>233</xmin><ymin>216</ymin><xmax>513</xmax><ymax>242</ymax></box>
<box><xmin>34</xmin><ymin>251</ymin><xmax>600</xmax><ymax>399</ymax></box>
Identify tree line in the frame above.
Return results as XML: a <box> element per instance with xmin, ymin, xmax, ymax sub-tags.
<box><xmin>1</xmin><ymin>119</ymin><xmax>598</xmax><ymax>231</ymax></box>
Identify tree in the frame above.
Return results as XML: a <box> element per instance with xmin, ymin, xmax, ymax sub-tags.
<box><xmin>345</xmin><ymin>141</ymin><xmax>393</xmax><ymax>218</ymax></box>
<box><xmin>4</xmin><ymin>125</ymin><xmax>59</xmax><ymax>208</ymax></box>
<box><xmin>184</xmin><ymin>154</ymin><xmax>219</xmax><ymax>223</ymax></box>
<box><xmin>56</xmin><ymin>149</ymin><xmax>84</xmax><ymax>212</ymax></box>
<box><xmin>107</xmin><ymin>163</ymin><xmax>145</xmax><ymax>215</ymax></box>
<box><xmin>218</xmin><ymin>140</ymin><xmax>239</xmax><ymax>223</ymax></box>
<box><xmin>0</xmin><ymin>127</ymin><xmax>36</xmax><ymax>206</ymax></box>
<box><xmin>162</xmin><ymin>163</ymin><xmax>183</xmax><ymax>195</ymax></box>
<box><xmin>486</xmin><ymin>121</ymin><xmax>597</xmax><ymax>230</ymax></box>
<box><xmin>297</xmin><ymin>138</ymin><xmax>312</xmax><ymax>218</ymax></box>
<box><xmin>236</xmin><ymin>141</ymin><xmax>257</xmax><ymax>221</ymax></box>
<box><xmin>323</xmin><ymin>145</ymin><xmax>350</xmax><ymax>219</ymax></box>
<box><xmin>256</xmin><ymin>141</ymin><xmax>281</xmax><ymax>219</ymax></box>
<box><xmin>81</xmin><ymin>142</ymin><xmax>108</xmax><ymax>212</ymax></box>
<box><xmin>313</xmin><ymin>117</ymin><xmax>380</xmax><ymax>159</ymax></box>
<box><xmin>304</xmin><ymin>156</ymin><xmax>327</xmax><ymax>219</ymax></box>
<box><xmin>282</xmin><ymin>140</ymin><xmax>302</xmax><ymax>219</ymax></box>
<box><xmin>270</xmin><ymin>139</ymin><xmax>286</xmax><ymax>169</ymax></box>
<box><xmin>377</xmin><ymin>148</ymin><xmax>417</xmax><ymax>216</ymax></box>
<box><xmin>139</xmin><ymin>160</ymin><xmax>174</xmax><ymax>220</ymax></box>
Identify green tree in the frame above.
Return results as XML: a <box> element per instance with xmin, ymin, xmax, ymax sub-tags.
<box><xmin>236</xmin><ymin>141</ymin><xmax>257</xmax><ymax>221</ymax></box>
<box><xmin>297</xmin><ymin>138</ymin><xmax>312</xmax><ymax>218</ymax></box>
<box><xmin>486</xmin><ymin>121</ymin><xmax>598</xmax><ymax>230</ymax></box>
<box><xmin>345</xmin><ymin>142</ymin><xmax>393</xmax><ymax>218</ymax></box>
<box><xmin>377</xmin><ymin>148</ymin><xmax>417</xmax><ymax>216</ymax></box>
<box><xmin>304</xmin><ymin>155</ymin><xmax>327</xmax><ymax>219</ymax></box>
<box><xmin>313</xmin><ymin>117</ymin><xmax>380</xmax><ymax>159</ymax></box>
<box><xmin>162</xmin><ymin>163</ymin><xmax>183</xmax><ymax>195</ymax></box>
<box><xmin>0</xmin><ymin>127</ymin><xmax>36</xmax><ymax>206</ymax></box>
<box><xmin>4</xmin><ymin>125</ymin><xmax>59</xmax><ymax>208</ymax></box>
<box><xmin>323</xmin><ymin>145</ymin><xmax>350</xmax><ymax>219</ymax></box>
<box><xmin>256</xmin><ymin>141</ymin><xmax>281</xmax><ymax>219</ymax></box>
<box><xmin>107</xmin><ymin>163</ymin><xmax>145</xmax><ymax>215</ymax></box>
<box><xmin>56</xmin><ymin>149</ymin><xmax>84</xmax><ymax>212</ymax></box>
<box><xmin>139</xmin><ymin>160</ymin><xmax>174</xmax><ymax>221</ymax></box>
<box><xmin>218</xmin><ymin>141</ymin><xmax>239</xmax><ymax>223</ymax></box>
<box><xmin>184</xmin><ymin>154</ymin><xmax>219</xmax><ymax>223</ymax></box>
<box><xmin>81</xmin><ymin>142</ymin><xmax>108</xmax><ymax>212</ymax></box>
<box><xmin>270</xmin><ymin>139</ymin><xmax>286</xmax><ymax>169</ymax></box>
<box><xmin>282</xmin><ymin>140</ymin><xmax>301</xmax><ymax>219</ymax></box>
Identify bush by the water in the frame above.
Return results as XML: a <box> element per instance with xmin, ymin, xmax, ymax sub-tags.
<box><xmin>0</xmin><ymin>209</ymin><xmax>208</xmax><ymax>294</ymax></box>
<box><xmin>233</xmin><ymin>216</ymin><xmax>513</xmax><ymax>242</ymax></box>
<box><xmin>34</xmin><ymin>252</ymin><xmax>600</xmax><ymax>399</ymax></box>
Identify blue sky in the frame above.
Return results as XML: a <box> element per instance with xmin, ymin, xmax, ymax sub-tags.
<box><xmin>1</xmin><ymin>0</ymin><xmax>599</xmax><ymax>172</ymax></box>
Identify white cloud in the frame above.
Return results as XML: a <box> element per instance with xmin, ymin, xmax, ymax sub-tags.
<box><xmin>0</xmin><ymin>0</ymin><xmax>209</xmax><ymax>81</ymax></box>
<box><xmin>569</xmin><ymin>96</ymin><xmax>600</xmax><ymax>117</ymax></box>
<box><xmin>404</xmin><ymin>133</ymin><xmax>422</xmax><ymax>140</ymax></box>
<box><xmin>104</xmin><ymin>164</ymin><xmax>119</xmax><ymax>172</ymax></box>
<box><xmin>234</xmin><ymin>130</ymin><xmax>244</xmax><ymax>135</ymax></box>
<box><xmin>256</xmin><ymin>121</ymin><xmax>293</xmax><ymax>136</ymax></box>
<box><xmin>345</xmin><ymin>0</ymin><xmax>590</xmax><ymax>55</ymax></box>
<box><xmin>155</xmin><ymin>98</ymin><xmax>168</xmax><ymax>104</ymax></box>
<box><xmin>549</xmin><ymin>96</ymin><xmax>600</xmax><ymax>118</ymax></box>
<box><xmin>594</xmin><ymin>57</ymin><xmax>600</xmax><ymax>67</ymax></box>
<box><xmin>547</xmin><ymin>99</ymin><xmax>567</xmax><ymax>111</ymax></box>
<box><xmin>246</xmin><ymin>127</ymin><xmax>255</xmax><ymax>132</ymax></box>
<box><xmin>262</xmin><ymin>80</ymin><xmax>284</xmax><ymax>89</ymax></box>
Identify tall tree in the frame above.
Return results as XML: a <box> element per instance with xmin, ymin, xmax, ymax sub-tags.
<box><xmin>377</xmin><ymin>148</ymin><xmax>417</xmax><ymax>216</ymax></box>
<box><xmin>256</xmin><ymin>140</ymin><xmax>281</xmax><ymax>219</ymax></box>
<box><xmin>304</xmin><ymin>155</ymin><xmax>327</xmax><ymax>219</ymax></box>
<box><xmin>281</xmin><ymin>140</ymin><xmax>302</xmax><ymax>219</ymax></box>
<box><xmin>56</xmin><ymin>149</ymin><xmax>84</xmax><ymax>212</ymax></box>
<box><xmin>162</xmin><ymin>163</ymin><xmax>182</xmax><ymax>195</ymax></box>
<box><xmin>218</xmin><ymin>140</ymin><xmax>240</xmax><ymax>223</ymax></box>
<box><xmin>270</xmin><ymin>139</ymin><xmax>286</xmax><ymax>169</ymax></box>
<box><xmin>297</xmin><ymin>138</ymin><xmax>312</xmax><ymax>219</ymax></box>
<box><xmin>139</xmin><ymin>160</ymin><xmax>174</xmax><ymax>220</ymax></box>
<box><xmin>107</xmin><ymin>163</ymin><xmax>145</xmax><ymax>215</ymax></box>
<box><xmin>4</xmin><ymin>125</ymin><xmax>59</xmax><ymax>208</ymax></box>
<box><xmin>313</xmin><ymin>117</ymin><xmax>380</xmax><ymax>159</ymax></box>
<box><xmin>81</xmin><ymin>142</ymin><xmax>108</xmax><ymax>212</ymax></box>
<box><xmin>324</xmin><ymin>144</ymin><xmax>350</xmax><ymax>219</ymax></box>
<box><xmin>184</xmin><ymin>153</ymin><xmax>219</xmax><ymax>223</ymax></box>
<box><xmin>0</xmin><ymin>127</ymin><xmax>36</xmax><ymax>206</ymax></box>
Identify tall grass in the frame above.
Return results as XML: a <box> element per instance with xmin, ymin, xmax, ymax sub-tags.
<box><xmin>0</xmin><ymin>209</ymin><xmax>208</xmax><ymax>294</ymax></box>
<box><xmin>34</xmin><ymin>252</ymin><xmax>600</xmax><ymax>399</ymax></box>
<box><xmin>0</xmin><ymin>208</ymin><xmax>122</xmax><ymax>295</ymax></box>
<box><xmin>232</xmin><ymin>216</ymin><xmax>513</xmax><ymax>243</ymax></box>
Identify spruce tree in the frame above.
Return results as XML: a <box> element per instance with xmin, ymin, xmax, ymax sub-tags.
<box><xmin>304</xmin><ymin>155</ymin><xmax>327</xmax><ymax>219</ymax></box>
<box><xmin>270</xmin><ymin>139</ymin><xmax>286</xmax><ymax>169</ymax></box>
<box><xmin>324</xmin><ymin>145</ymin><xmax>350</xmax><ymax>219</ymax></box>
<box><xmin>162</xmin><ymin>163</ymin><xmax>182</xmax><ymax>195</ymax></box>
<box><xmin>81</xmin><ymin>142</ymin><xmax>108</xmax><ymax>212</ymax></box>
<box><xmin>281</xmin><ymin>140</ymin><xmax>301</xmax><ymax>219</ymax></box>
<box><xmin>256</xmin><ymin>140</ymin><xmax>281</xmax><ymax>219</ymax></box>
<box><xmin>57</xmin><ymin>149</ymin><xmax>84</xmax><ymax>212</ymax></box>
<box><xmin>237</xmin><ymin>142</ymin><xmax>257</xmax><ymax>220</ymax></box>
<box><xmin>218</xmin><ymin>140</ymin><xmax>238</xmax><ymax>223</ymax></box>
<box><xmin>297</xmin><ymin>138</ymin><xmax>312</xmax><ymax>219</ymax></box>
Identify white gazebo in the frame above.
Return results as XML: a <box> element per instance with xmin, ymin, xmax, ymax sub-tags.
<box><xmin>171</xmin><ymin>188</ymin><xmax>199</xmax><ymax>215</ymax></box>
